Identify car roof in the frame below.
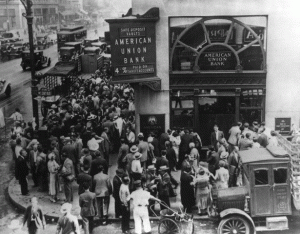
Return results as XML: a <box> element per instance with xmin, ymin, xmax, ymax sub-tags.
<box><xmin>60</xmin><ymin>46</ymin><xmax>74</xmax><ymax>50</ymax></box>
<box><xmin>239</xmin><ymin>146</ymin><xmax>289</xmax><ymax>164</ymax></box>
<box><xmin>84</xmin><ymin>47</ymin><xmax>99</xmax><ymax>51</ymax></box>
<box><xmin>23</xmin><ymin>50</ymin><xmax>43</xmax><ymax>53</ymax></box>
<box><xmin>64</xmin><ymin>42</ymin><xmax>82</xmax><ymax>45</ymax></box>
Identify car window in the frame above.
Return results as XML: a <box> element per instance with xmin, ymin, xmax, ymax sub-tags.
<box><xmin>274</xmin><ymin>168</ymin><xmax>287</xmax><ymax>184</ymax></box>
<box><xmin>255</xmin><ymin>169</ymin><xmax>269</xmax><ymax>185</ymax></box>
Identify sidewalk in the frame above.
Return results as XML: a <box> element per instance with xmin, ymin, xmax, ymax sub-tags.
<box><xmin>8</xmin><ymin>152</ymin><xmax>213</xmax><ymax>222</ymax></box>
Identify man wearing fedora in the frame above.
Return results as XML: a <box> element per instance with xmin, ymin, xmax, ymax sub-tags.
<box><xmin>77</xmin><ymin>163</ymin><xmax>92</xmax><ymax>196</ymax></box>
<box><xmin>62</xmin><ymin>137</ymin><xmax>76</xmax><ymax>165</ymax></box>
<box><xmin>157</xmin><ymin>165</ymin><xmax>171</xmax><ymax>209</ymax></box>
<box><xmin>56</xmin><ymin>203</ymin><xmax>80</xmax><ymax>234</ymax></box>
<box><xmin>146</xmin><ymin>165</ymin><xmax>159</xmax><ymax>216</ymax></box>
<box><xmin>61</xmin><ymin>151</ymin><xmax>75</xmax><ymax>203</ymax></box>
<box><xmin>90</xmin><ymin>150</ymin><xmax>108</xmax><ymax>177</ymax></box>
<box><xmin>23</xmin><ymin>197</ymin><xmax>46</xmax><ymax>234</ymax></box>
<box><xmin>122</xmin><ymin>145</ymin><xmax>138</xmax><ymax>178</ymax></box>
<box><xmin>113</xmin><ymin>168</ymin><xmax>124</xmax><ymax>218</ymax></box>
<box><xmin>127</xmin><ymin>180</ymin><xmax>160</xmax><ymax>234</ymax></box>
<box><xmin>131</xmin><ymin>152</ymin><xmax>143</xmax><ymax>186</ymax></box>
<box><xmin>117</xmin><ymin>138</ymin><xmax>129</xmax><ymax>170</ymax></box>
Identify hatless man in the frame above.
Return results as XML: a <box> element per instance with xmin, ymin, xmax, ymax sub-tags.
<box><xmin>127</xmin><ymin>180</ymin><xmax>160</xmax><ymax>234</ymax></box>
<box><xmin>56</xmin><ymin>203</ymin><xmax>80</xmax><ymax>234</ymax></box>
<box><xmin>157</xmin><ymin>165</ymin><xmax>171</xmax><ymax>209</ymax></box>
<box><xmin>211</xmin><ymin>124</ymin><xmax>224</xmax><ymax>152</ymax></box>
<box><xmin>113</xmin><ymin>169</ymin><xmax>124</xmax><ymax>218</ymax></box>
<box><xmin>79</xmin><ymin>182</ymin><xmax>97</xmax><ymax>234</ymax></box>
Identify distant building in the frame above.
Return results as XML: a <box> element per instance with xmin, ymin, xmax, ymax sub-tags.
<box><xmin>32</xmin><ymin>0</ymin><xmax>59</xmax><ymax>26</ymax></box>
<box><xmin>0</xmin><ymin>0</ymin><xmax>26</xmax><ymax>30</ymax></box>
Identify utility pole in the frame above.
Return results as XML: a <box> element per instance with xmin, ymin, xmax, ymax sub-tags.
<box><xmin>20</xmin><ymin>0</ymin><xmax>39</xmax><ymax>128</ymax></box>
<box><xmin>6</xmin><ymin>0</ymin><xmax>9</xmax><ymax>31</ymax></box>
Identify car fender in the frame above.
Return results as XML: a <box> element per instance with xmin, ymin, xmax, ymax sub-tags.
<box><xmin>219</xmin><ymin>208</ymin><xmax>256</xmax><ymax>234</ymax></box>
<box><xmin>0</xmin><ymin>81</ymin><xmax>11</xmax><ymax>95</ymax></box>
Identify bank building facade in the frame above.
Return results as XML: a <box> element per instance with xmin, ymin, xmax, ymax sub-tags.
<box><xmin>106</xmin><ymin>0</ymin><xmax>300</xmax><ymax>143</ymax></box>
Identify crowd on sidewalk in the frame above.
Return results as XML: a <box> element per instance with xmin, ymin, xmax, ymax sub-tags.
<box><xmin>6</xmin><ymin>66</ymin><xmax>284</xmax><ymax>234</ymax></box>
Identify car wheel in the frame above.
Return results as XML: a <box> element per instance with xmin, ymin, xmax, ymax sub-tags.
<box><xmin>218</xmin><ymin>215</ymin><xmax>251</xmax><ymax>234</ymax></box>
<box><xmin>5</xmin><ymin>85</ymin><xmax>11</xmax><ymax>97</ymax></box>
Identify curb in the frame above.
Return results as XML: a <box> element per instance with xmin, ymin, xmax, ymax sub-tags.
<box><xmin>8</xmin><ymin>177</ymin><xmax>217</xmax><ymax>223</ymax></box>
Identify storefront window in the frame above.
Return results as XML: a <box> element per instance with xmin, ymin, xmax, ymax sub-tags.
<box><xmin>274</xmin><ymin>168</ymin><xmax>287</xmax><ymax>184</ymax></box>
<box><xmin>170</xmin><ymin>16</ymin><xmax>267</xmax><ymax>72</ymax></box>
<box><xmin>241</xmin><ymin>89</ymin><xmax>263</xmax><ymax>108</ymax></box>
<box><xmin>171</xmin><ymin>109</ymin><xmax>194</xmax><ymax>128</ymax></box>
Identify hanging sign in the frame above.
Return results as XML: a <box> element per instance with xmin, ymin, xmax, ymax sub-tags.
<box><xmin>106</xmin><ymin>19</ymin><xmax>157</xmax><ymax>81</ymax></box>
<box><xmin>275</xmin><ymin>118</ymin><xmax>291</xmax><ymax>135</ymax></box>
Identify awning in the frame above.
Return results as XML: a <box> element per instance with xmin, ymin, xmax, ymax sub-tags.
<box><xmin>111</xmin><ymin>77</ymin><xmax>161</xmax><ymax>91</ymax></box>
<box><xmin>44</xmin><ymin>62</ymin><xmax>76</xmax><ymax>76</ymax></box>
<box><xmin>60</xmin><ymin>10</ymin><xmax>75</xmax><ymax>16</ymax></box>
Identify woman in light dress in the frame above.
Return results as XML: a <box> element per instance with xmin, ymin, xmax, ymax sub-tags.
<box><xmin>47</xmin><ymin>152</ymin><xmax>60</xmax><ymax>202</ymax></box>
<box><xmin>170</xmin><ymin>131</ymin><xmax>181</xmax><ymax>166</ymax></box>
<box><xmin>189</xmin><ymin>142</ymin><xmax>200</xmax><ymax>170</ymax></box>
<box><xmin>193</xmin><ymin>167</ymin><xmax>213</xmax><ymax>215</ymax></box>
<box><xmin>212</xmin><ymin>161</ymin><xmax>229</xmax><ymax>189</ymax></box>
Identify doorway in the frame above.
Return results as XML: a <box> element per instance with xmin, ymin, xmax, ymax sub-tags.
<box><xmin>197</xmin><ymin>91</ymin><xmax>236</xmax><ymax>146</ymax></box>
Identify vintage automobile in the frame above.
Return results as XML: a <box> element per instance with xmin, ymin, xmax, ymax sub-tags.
<box><xmin>1</xmin><ymin>31</ymin><xmax>22</xmax><ymax>42</ymax></box>
<box><xmin>83</xmin><ymin>37</ymin><xmax>99</xmax><ymax>47</ymax></box>
<box><xmin>9</xmin><ymin>41</ymin><xmax>29</xmax><ymax>58</ymax></box>
<box><xmin>36</xmin><ymin>33</ymin><xmax>51</xmax><ymax>50</ymax></box>
<box><xmin>83</xmin><ymin>46</ymin><xmax>100</xmax><ymax>55</ymax></box>
<box><xmin>59</xmin><ymin>46</ymin><xmax>75</xmax><ymax>61</ymax></box>
<box><xmin>64</xmin><ymin>41</ymin><xmax>83</xmax><ymax>54</ymax></box>
<box><xmin>0</xmin><ymin>79</ymin><xmax>11</xmax><ymax>98</ymax></box>
<box><xmin>91</xmin><ymin>41</ymin><xmax>107</xmax><ymax>52</ymax></box>
<box><xmin>215</xmin><ymin>146</ymin><xmax>293</xmax><ymax>234</ymax></box>
<box><xmin>20</xmin><ymin>50</ymin><xmax>51</xmax><ymax>71</ymax></box>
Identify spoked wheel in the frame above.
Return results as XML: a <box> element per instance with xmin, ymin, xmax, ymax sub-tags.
<box><xmin>218</xmin><ymin>215</ymin><xmax>251</xmax><ymax>234</ymax></box>
<box><xmin>158</xmin><ymin>218</ymin><xmax>180</xmax><ymax>234</ymax></box>
<box><xmin>41</xmin><ymin>101</ymin><xmax>48</xmax><ymax>117</ymax></box>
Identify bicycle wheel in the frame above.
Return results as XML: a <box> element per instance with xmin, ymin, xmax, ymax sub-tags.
<box><xmin>158</xmin><ymin>218</ymin><xmax>180</xmax><ymax>234</ymax></box>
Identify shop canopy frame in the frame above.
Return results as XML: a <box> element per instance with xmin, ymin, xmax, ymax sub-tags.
<box><xmin>170</xmin><ymin>16</ymin><xmax>267</xmax><ymax>74</ymax></box>
<box><xmin>39</xmin><ymin>61</ymin><xmax>80</xmax><ymax>97</ymax></box>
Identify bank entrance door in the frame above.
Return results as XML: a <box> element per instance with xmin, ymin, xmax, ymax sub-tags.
<box><xmin>197</xmin><ymin>91</ymin><xmax>236</xmax><ymax>146</ymax></box>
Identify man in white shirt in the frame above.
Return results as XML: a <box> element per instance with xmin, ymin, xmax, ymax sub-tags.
<box><xmin>87</xmin><ymin>132</ymin><xmax>103</xmax><ymax>153</ymax></box>
<box><xmin>127</xmin><ymin>180</ymin><xmax>160</xmax><ymax>234</ymax></box>
<box><xmin>10</xmin><ymin>108</ymin><xmax>23</xmax><ymax>122</ymax></box>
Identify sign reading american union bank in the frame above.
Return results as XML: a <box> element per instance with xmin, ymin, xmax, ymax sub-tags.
<box><xmin>107</xmin><ymin>21</ymin><xmax>157</xmax><ymax>79</ymax></box>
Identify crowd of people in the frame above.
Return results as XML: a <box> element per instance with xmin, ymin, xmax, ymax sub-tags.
<box><xmin>6</xmin><ymin>64</ymin><xmax>283</xmax><ymax>233</ymax></box>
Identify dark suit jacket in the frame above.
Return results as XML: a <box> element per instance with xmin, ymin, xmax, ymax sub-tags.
<box><xmin>62</xmin><ymin>143</ymin><xmax>76</xmax><ymax>163</ymax></box>
<box><xmin>113</xmin><ymin>175</ymin><xmax>122</xmax><ymax>199</ymax></box>
<box><xmin>159</xmin><ymin>133</ymin><xmax>170</xmax><ymax>151</ymax></box>
<box><xmin>29</xmin><ymin>150</ymin><xmax>38</xmax><ymax>168</ymax></box>
<box><xmin>16</xmin><ymin>156</ymin><xmax>29</xmax><ymax>180</ymax></box>
<box><xmin>180</xmin><ymin>134</ymin><xmax>194</xmax><ymax>153</ymax></box>
<box><xmin>90</xmin><ymin>157</ymin><xmax>108</xmax><ymax>177</ymax></box>
<box><xmin>211</xmin><ymin>131</ymin><xmax>224</xmax><ymax>151</ymax></box>
<box><xmin>157</xmin><ymin>172</ymin><xmax>170</xmax><ymax>196</ymax></box>
<box><xmin>180</xmin><ymin>171</ymin><xmax>195</xmax><ymax>206</ymax></box>
<box><xmin>77</xmin><ymin>172</ymin><xmax>92</xmax><ymax>195</ymax></box>
<box><xmin>79</xmin><ymin>190</ymin><xmax>97</xmax><ymax>217</ymax></box>
<box><xmin>155</xmin><ymin>156</ymin><xmax>169</xmax><ymax>173</ymax></box>
<box><xmin>152</xmin><ymin>137</ymin><xmax>160</xmax><ymax>157</ymax></box>
<box><xmin>23</xmin><ymin>205</ymin><xmax>46</xmax><ymax>228</ymax></box>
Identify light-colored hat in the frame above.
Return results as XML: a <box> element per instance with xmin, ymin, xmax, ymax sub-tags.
<box><xmin>220</xmin><ymin>151</ymin><xmax>229</xmax><ymax>159</ymax></box>
<box><xmin>48</xmin><ymin>152</ymin><xmax>55</xmax><ymax>160</ymax></box>
<box><xmin>159</xmin><ymin>165</ymin><xmax>169</xmax><ymax>171</ymax></box>
<box><xmin>189</xmin><ymin>142</ymin><xmax>195</xmax><ymax>148</ymax></box>
<box><xmin>31</xmin><ymin>139</ymin><xmax>39</xmax><ymax>145</ymax></box>
<box><xmin>134</xmin><ymin>152</ymin><xmax>142</xmax><ymax>159</ymax></box>
<box><xmin>147</xmin><ymin>165</ymin><xmax>156</xmax><ymax>171</ymax></box>
<box><xmin>130</xmin><ymin>145</ymin><xmax>138</xmax><ymax>153</ymax></box>
<box><xmin>8</xmin><ymin>220</ymin><xmax>22</xmax><ymax>230</ymax></box>
<box><xmin>138</xmin><ymin>133</ymin><xmax>144</xmax><ymax>138</ymax></box>
<box><xmin>51</xmin><ymin>104</ymin><xmax>57</xmax><ymax>109</ymax></box>
<box><xmin>147</xmin><ymin>137</ymin><xmax>153</xmax><ymax>143</ymax></box>
<box><xmin>60</xmin><ymin>203</ymin><xmax>72</xmax><ymax>214</ymax></box>
<box><xmin>113</xmin><ymin>115</ymin><xmax>119</xmax><ymax>120</ymax></box>
<box><xmin>64</xmin><ymin>137</ymin><xmax>71</xmax><ymax>142</ymax></box>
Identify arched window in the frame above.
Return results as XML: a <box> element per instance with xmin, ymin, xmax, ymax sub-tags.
<box><xmin>170</xmin><ymin>16</ymin><xmax>266</xmax><ymax>73</ymax></box>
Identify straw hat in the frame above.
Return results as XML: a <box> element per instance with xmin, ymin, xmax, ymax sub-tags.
<box><xmin>189</xmin><ymin>142</ymin><xmax>195</xmax><ymax>148</ymax></box>
<box><xmin>60</xmin><ymin>203</ymin><xmax>72</xmax><ymax>214</ymax></box>
<box><xmin>134</xmin><ymin>152</ymin><xmax>142</xmax><ymax>159</ymax></box>
<box><xmin>220</xmin><ymin>151</ymin><xmax>229</xmax><ymax>159</ymax></box>
<box><xmin>51</xmin><ymin>104</ymin><xmax>57</xmax><ymax>109</ymax></box>
<box><xmin>159</xmin><ymin>165</ymin><xmax>169</xmax><ymax>171</ymax></box>
<box><xmin>130</xmin><ymin>145</ymin><xmax>138</xmax><ymax>153</ymax></box>
<box><xmin>147</xmin><ymin>137</ymin><xmax>153</xmax><ymax>143</ymax></box>
<box><xmin>147</xmin><ymin>165</ymin><xmax>156</xmax><ymax>171</ymax></box>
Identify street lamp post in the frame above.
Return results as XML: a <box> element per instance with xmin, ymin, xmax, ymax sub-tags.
<box><xmin>20</xmin><ymin>0</ymin><xmax>39</xmax><ymax>128</ymax></box>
